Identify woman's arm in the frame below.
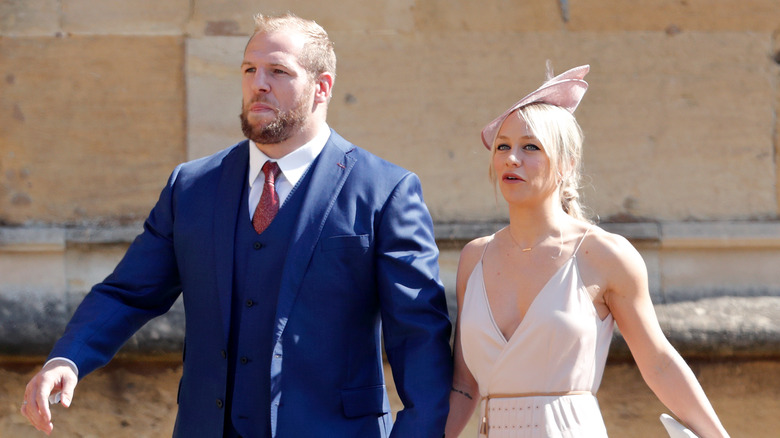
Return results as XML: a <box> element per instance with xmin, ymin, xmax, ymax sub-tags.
<box><xmin>444</xmin><ymin>239</ymin><xmax>485</xmax><ymax>437</ymax></box>
<box><xmin>601</xmin><ymin>233</ymin><xmax>729</xmax><ymax>438</ymax></box>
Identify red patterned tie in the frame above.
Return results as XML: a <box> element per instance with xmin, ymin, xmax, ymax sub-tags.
<box><xmin>252</xmin><ymin>160</ymin><xmax>281</xmax><ymax>234</ymax></box>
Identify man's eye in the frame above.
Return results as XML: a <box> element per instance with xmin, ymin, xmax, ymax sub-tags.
<box><xmin>244</xmin><ymin>67</ymin><xmax>256</xmax><ymax>74</ymax></box>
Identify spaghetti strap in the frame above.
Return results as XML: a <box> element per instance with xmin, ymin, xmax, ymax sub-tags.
<box><xmin>572</xmin><ymin>224</ymin><xmax>593</xmax><ymax>257</ymax></box>
<box><xmin>479</xmin><ymin>233</ymin><xmax>495</xmax><ymax>260</ymax></box>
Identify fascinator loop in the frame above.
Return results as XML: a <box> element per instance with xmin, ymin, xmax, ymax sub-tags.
<box><xmin>481</xmin><ymin>64</ymin><xmax>590</xmax><ymax>149</ymax></box>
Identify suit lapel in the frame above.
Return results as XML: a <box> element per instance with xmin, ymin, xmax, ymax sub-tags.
<box><xmin>272</xmin><ymin>131</ymin><xmax>357</xmax><ymax>346</ymax></box>
<box><xmin>213</xmin><ymin>141</ymin><xmax>250</xmax><ymax>342</ymax></box>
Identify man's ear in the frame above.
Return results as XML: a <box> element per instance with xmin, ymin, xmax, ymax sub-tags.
<box><xmin>313</xmin><ymin>72</ymin><xmax>334</xmax><ymax>104</ymax></box>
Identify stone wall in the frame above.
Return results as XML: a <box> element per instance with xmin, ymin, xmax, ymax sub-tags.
<box><xmin>2</xmin><ymin>1</ymin><xmax>779</xmax><ymax>353</ymax></box>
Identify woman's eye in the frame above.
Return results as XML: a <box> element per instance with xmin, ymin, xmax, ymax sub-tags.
<box><xmin>496</xmin><ymin>144</ymin><xmax>511</xmax><ymax>151</ymax></box>
<box><xmin>523</xmin><ymin>143</ymin><xmax>540</xmax><ymax>151</ymax></box>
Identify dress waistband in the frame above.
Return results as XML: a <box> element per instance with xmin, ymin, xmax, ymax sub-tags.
<box><xmin>479</xmin><ymin>391</ymin><xmax>592</xmax><ymax>435</ymax></box>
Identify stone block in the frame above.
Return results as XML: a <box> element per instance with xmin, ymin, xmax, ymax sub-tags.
<box><xmin>186</xmin><ymin>0</ymin><xmax>418</xmax><ymax>37</ymax></box>
<box><xmin>64</xmin><ymin>244</ymin><xmax>128</xmax><ymax>297</ymax></box>
<box><xmin>0</xmin><ymin>0</ymin><xmax>60</xmax><ymax>36</ymax></box>
<box><xmin>0</xmin><ymin>226</ymin><xmax>65</xmax><ymax>252</ymax></box>
<box><xmin>62</xmin><ymin>0</ymin><xmax>190</xmax><ymax>35</ymax></box>
<box><xmin>410</xmin><ymin>0</ymin><xmax>561</xmax><ymax>32</ymax></box>
<box><xmin>0</xmin><ymin>290</ymin><xmax>70</xmax><ymax>355</ymax></box>
<box><xmin>0</xmin><ymin>36</ymin><xmax>186</xmax><ymax>225</ymax></box>
<box><xmin>775</xmin><ymin>32</ymin><xmax>780</xmax><ymax>217</ymax></box>
<box><xmin>661</xmin><ymin>221</ymin><xmax>780</xmax><ymax>249</ymax></box>
<box><xmin>660</xmin><ymin>248</ymin><xmax>780</xmax><ymax>301</ymax></box>
<box><xmin>185</xmin><ymin>37</ymin><xmax>246</xmax><ymax>159</ymax></box>
<box><xmin>403</xmin><ymin>0</ymin><xmax>780</xmax><ymax>33</ymax></box>
<box><xmin>0</xmin><ymin>251</ymin><xmax>65</xmax><ymax>295</ymax></box>
<box><xmin>571</xmin><ymin>32</ymin><xmax>776</xmax><ymax>221</ymax></box>
<box><xmin>569</xmin><ymin>0</ymin><xmax>780</xmax><ymax>32</ymax></box>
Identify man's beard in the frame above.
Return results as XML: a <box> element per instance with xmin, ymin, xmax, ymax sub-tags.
<box><xmin>240</xmin><ymin>98</ymin><xmax>310</xmax><ymax>145</ymax></box>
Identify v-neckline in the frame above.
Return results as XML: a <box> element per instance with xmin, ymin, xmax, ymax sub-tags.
<box><xmin>479</xmin><ymin>256</ymin><xmax>576</xmax><ymax>344</ymax></box>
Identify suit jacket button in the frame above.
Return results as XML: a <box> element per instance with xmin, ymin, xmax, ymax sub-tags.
<box><xmin>240</xmin><ymin>356</ymin><xmax>249</xmax><ymax>364</ymax></box>
<box><xmin>220</xmin><ymin>350</ymin><xmax>227</xmax><ymax>359</ymax></box>
<box><xmin>216</xmin><ymin>399</ymin><xmax>224</xmax><ymax>408</ymax></box>
<box><xmin>245</xmin><ymin>299</ymin><xmax>254</xmax><ymax>307</ymax></box>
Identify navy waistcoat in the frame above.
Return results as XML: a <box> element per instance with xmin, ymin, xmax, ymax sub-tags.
<box><xmin>225</xmin><ymin>166</ymin><xmax>311</xmax><ymax>438</ymax></box>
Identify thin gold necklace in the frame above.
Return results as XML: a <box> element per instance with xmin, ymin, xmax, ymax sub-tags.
<box><xmin>507</xmin><ymin>227</ymin><xmax>564</xmax><ymax>258</ymax></box>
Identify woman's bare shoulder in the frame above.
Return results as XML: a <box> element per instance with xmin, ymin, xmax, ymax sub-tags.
<box><xmin>459</xmin><ymin>235</ymin><xmax>493</xmax><ymax>267</ymax></box>
<box><xmin>580</xmin><ymin>224</ymin><xmax>648</xmax><ymax>287</ymax></box>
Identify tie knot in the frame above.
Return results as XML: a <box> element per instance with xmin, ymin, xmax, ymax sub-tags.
<box><xmin>262</xmin><ymin>160</ymin><xmax>280</xmax><ymax>184</ymax></box>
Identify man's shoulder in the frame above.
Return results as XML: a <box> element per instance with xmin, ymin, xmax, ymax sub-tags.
<box><xmin>178</xmin><ymin>140</ymin><xmax>249</xmax><ymax>174</ymax></box>
<box><xmin>328</xmin><ymin>131</ymin><xmax>410</xmax><ymax>179</ymax></box>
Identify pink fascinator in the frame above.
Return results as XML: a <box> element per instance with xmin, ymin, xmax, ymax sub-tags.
<box><xmin>480</xmin><ymin>64</ymin><xmax>590</xmax><ymax>149</ymax></box>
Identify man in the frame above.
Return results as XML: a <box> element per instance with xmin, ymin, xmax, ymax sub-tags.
<box><xmin>21</xmin><ymin>13</ymin><xmax>452</xmax><ymax>438</ymax></box>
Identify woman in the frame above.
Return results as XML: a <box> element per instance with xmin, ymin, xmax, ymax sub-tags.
<box><xmin>444</xmin><ymin>65</ymin><xmax>729</xmax><ymax>437</ymax></box>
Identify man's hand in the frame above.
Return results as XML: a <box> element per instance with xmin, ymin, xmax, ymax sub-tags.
<box><xmin>21</xmin><ymin>360</ymin><xmax>78</xmax><ymax>435</ymax></box>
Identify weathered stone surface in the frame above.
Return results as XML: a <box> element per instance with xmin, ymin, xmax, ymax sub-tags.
<box><xmin>186</xmin><ymin>0</ymin><xmax>418</xmax><ymax>37</ymax></box>
<box><xmin>0</xmin><ymin>0</ymin><xmax>60</xmax><ymax>36</ymax></box>
<box><xmin>0</xmin><ymin>286</ymin><xmax>184</xmax><ymax>356</ymax></box>
<box><xmin>581</xmin><ymin>32</ymin><xmax>776</xmax><ymax>221</ymax></box>
<box><xmin>185</xmin><ymin>37</ymin><xmax>246</xmax><ymax>159</ymax></box>
<box><xmin>775</xmin><ymin>31</ymin><xmax>780</xmax><ymax>217</ymax></box>
<box><xmin>61</xmin><ymin>0</ymin><xmax>190</xmax><ymax>35</ymax></box>
<box><xmin>610</xmin><ymin>296</ymin><xmax>780</xmax><ymax>359</ymax></box>
<box><xmin>0</xmin><ymin>36</ymin><xmax>186</xmax><ymax>225</ymax></box>
<box><xmin>325</xmin><ymin>30</ymin><xmax>776</xmax><ymax>222</ymax></box>
<box><xmin>659</xmin><ymin>249</ymin><xmax>780</xmax><ymax>302</ymax></box>
<box><xmin>569</xmin><ymin>0</ymin><xmax>780</xmax><ymax>32</ymax></box>
<box><xmin>0</xmin><ymin>251</ymin><xmax>66</xmax><ymax>297</ymax></box>
<box><xmin>406</xmin><ymin>0</ymin><xmax>780</xmax><ymax>32</ymax></box>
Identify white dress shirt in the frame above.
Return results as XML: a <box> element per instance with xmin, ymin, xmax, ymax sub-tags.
<box><xmin>247</xmin><ymin>124</ymin><xmax>331</xmax><ymax>219</ymax></box>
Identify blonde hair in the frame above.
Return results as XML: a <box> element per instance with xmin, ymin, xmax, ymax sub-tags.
<box><xmin>489</xmin><ymin>103</ymin><xmax>590</xmax><ymax>222</ymax></box>
<box><xmin>251</xmin><ymin>13</ymin><xmax>337</xmax><ymax>80</ymax></box>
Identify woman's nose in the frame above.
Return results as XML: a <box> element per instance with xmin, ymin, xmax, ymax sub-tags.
<box><xmin>506</xmin><ymin>151</ymin><xmax>521</xmax><ymax>167</ymax></box>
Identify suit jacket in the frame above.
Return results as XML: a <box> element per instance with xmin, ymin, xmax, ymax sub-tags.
<box><xmin>49</xmin><ymin>130</ymin><xmax>453</xmax><ymax>438</ymax></box>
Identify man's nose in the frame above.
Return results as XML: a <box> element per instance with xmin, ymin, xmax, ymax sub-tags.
<box><xmin>252</xmin><ymin>71</ymin><xmax>270</xmax><ymax>93</ymax></box>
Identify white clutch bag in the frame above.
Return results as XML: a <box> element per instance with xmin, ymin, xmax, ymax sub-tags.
<box><xmin>660</xmin><ymin>414</ymin><xmax>699</xmax><ymax>438</ymax></box>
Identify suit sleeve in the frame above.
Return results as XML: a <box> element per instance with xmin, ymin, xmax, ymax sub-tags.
<box><xmin>47</xmin><ymin>166</ymin><xmax>184</xmax><ymax>377</ymax></box>
<box><xmin>376</xmin><ymin>173</ymin><xmax>453</xmax><ymax>438</ymax></box>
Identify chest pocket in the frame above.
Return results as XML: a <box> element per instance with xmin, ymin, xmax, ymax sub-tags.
<box><xmin>322</xmin><ymin>234</ymin><xmax>370</xmax><ymax>252</ymax></box>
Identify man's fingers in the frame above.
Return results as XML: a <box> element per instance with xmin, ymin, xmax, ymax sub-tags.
<box><xmin>59</xmin><ymin>370</ymin><xmax>78</xmax><ymax>407</ymax></box>
<box><xmin>32</xmin><ymin>378</ymin><xmax>54</xmax><ymax>431</ymax></box>
<box><xmin>21</xmin><ymin>365</ymin><xmax>78</xmax><ymax>435</ymax></box>
<box><xmin>21</xmin><ymin>388</ymin><xmax>53</xmax><ymax>434</ymax></box>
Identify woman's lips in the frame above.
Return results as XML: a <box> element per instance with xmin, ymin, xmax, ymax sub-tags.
<box><xmin>502</xmin><ymin>172</ymin><xmax>525</xmax><ymax>182</ymax></box>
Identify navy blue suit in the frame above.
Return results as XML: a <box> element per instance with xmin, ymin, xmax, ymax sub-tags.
<box><xmin>48</xmin><ymin>130</ymin><xmax>453</xmax><ymax>437</ymax></box>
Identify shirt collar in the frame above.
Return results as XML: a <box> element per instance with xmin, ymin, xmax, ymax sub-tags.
<box><xmin>248</xmin><ymin>123</ymin><xmax>331</xmax><ymax>189</ymax></box>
